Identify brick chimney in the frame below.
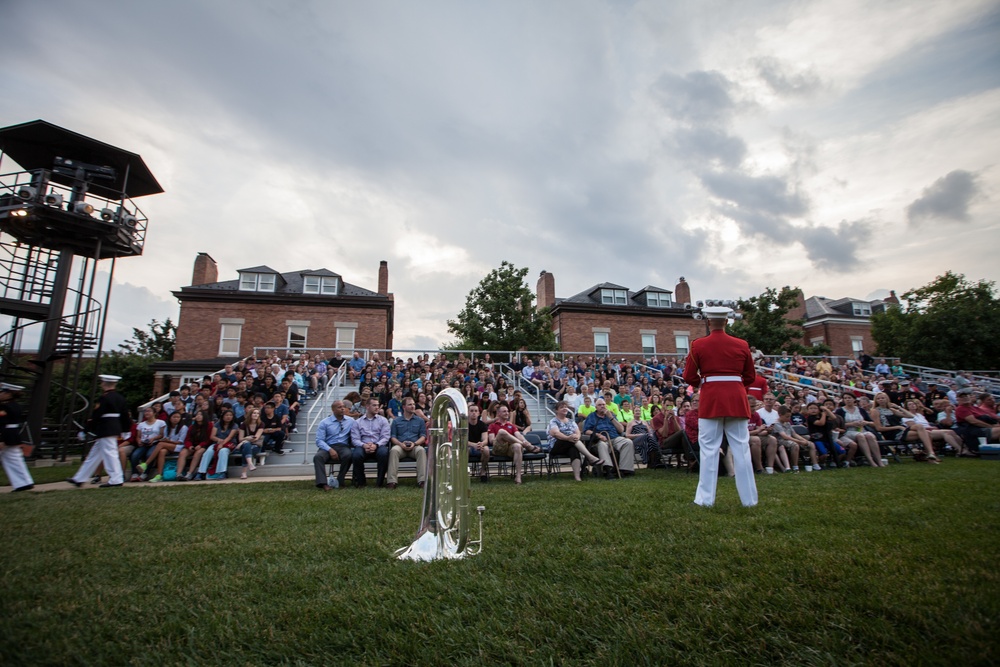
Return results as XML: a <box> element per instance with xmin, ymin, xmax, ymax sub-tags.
<box><xmin>787</xmin><ymin>287</ymin><xmax>807</xmax><ymax>322</ymax></box>
<box><xmin>378</xmin><ymin>260</ymin><xmax>389</xmax><ymax>295</ymax></box>
<box><xmin>191</xmin><ymin>252</ymin><xmax>218</xmax><ymax>286</ymax></box>
<box><xmin>674</xmin><ymin>276</ymin><xmax>691</xmax><ymax>306</ymax></box>
<box><xmin>536</xmin><ymin>270</ymin><xmax>555</xmax><ymax>310</ymax></box>
<box><xmin>885</xmin><ymin>290</ymin><xmax>899</xmax><ymax>305</ymax></box>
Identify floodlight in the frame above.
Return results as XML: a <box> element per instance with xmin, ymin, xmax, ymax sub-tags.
<box><xmin>73</xmin><ymin>201</ymin><xmax>94</xmax><ymax>215</ymax></box>
<box><xmin>16</xmin><ymin>185</ymin><xmax>36</xmax><ymax>200</ymax></box>
<box><xmin>100</xmin><ymin>208</ymin><xmax>114</xmax><ymax>221</ymax></box>
<box><xmin>10</xmin><ymin>207</ymin><xmax>29</xmax><ymax>217</ymax></box>
<box><xmin>120</xmin><ymin>211</ymin><xmax>137</xmax><ymax>228</ymax></box>
<box><xmin>44</xmin><ymin>192</ymin><xmax>63</xmax><ymax>207</ymax></box>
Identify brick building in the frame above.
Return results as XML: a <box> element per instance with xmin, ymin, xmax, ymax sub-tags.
<box><xmin>537</xmin><ymin>271</ymin><xmax>707</xmax><ymax>358</ymax></box>
<box><xmin>798</xmin><ymin>294</ymin><xmax>893</xmax><ymax>358</ymax></box>
<box><xmin>152</xmin><ymin>253</ymin><xmax>393</xmax><ymax>392</ymax></box>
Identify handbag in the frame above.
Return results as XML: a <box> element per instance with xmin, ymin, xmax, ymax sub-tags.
<box><xmin>162</xmin><ymin>459</ymin><xmax>178</xmax><ymax>481</ymax></box>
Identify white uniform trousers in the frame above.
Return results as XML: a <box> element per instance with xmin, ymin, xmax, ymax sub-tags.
<box><xmin>72</xmin><ymin>436</ymin><xmax>124</xmax><ymax>485</ymax></box>
<box><xmin>695</xmin><ymin>417</ymin><xmax>758</xmax><ymax>507</ymax></box>
<box><xmin>1</xmin><ymin>446</ymin><xmax>34</xmax><ymax>489</ymax></box>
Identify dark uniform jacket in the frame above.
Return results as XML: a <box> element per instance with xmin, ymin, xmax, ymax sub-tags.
<box><xmin>0</xmin><ymin>399</ymin><xmax>24</xmax><ymax>447</ymax></box>
<box><xmin>87</xmin><ymin>390</ymin><xmax>133</xmax><ymax>438</ymax></box>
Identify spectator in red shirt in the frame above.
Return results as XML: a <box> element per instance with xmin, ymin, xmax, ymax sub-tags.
<box><xmin>955</xmin><ymin>389</ymin><xmax>999</xmax><ymax>453</ymax></box>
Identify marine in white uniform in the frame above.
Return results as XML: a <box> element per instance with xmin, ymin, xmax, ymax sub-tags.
<box><xmin>67</xmin><ymin>375</ymin><xmax>133</xmax><ymax>488</ymax></box>
<box><xmin>0</xmin><ymin>382</ymin><xmax>34</xmax><ymax>492</ymax></box>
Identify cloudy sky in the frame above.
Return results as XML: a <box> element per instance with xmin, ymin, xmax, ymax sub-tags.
<box><xmin>3</xmin><ymin>0</ymin><xmax>998</xmax><ymax>351</ymax></box>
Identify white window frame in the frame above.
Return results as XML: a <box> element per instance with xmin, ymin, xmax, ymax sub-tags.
<box><xmin>601</xmin><ymin>289</ymin><xmax>627</xmax><ymax>305</ymax></box>
<box><xmin>239</xmin><ymin>272</ymin><xmax>276</xmax><ymax>292</ymax></box>
<box><xmin>675</xmin><ymin>334</ymin><xmax>690</xmax><ymax>356</ymax></box>
<box><xmin>303</xmin><ymin>276</ymin><xmax>339</xmax><ymax>295</ymax></box>
<box><xmin>594</xmin><ymin>332</ymin><xmax>609</xmax><ymax>354</ymax></box>
<box><xmin>239</xmin><ymin>273</ymin><xmax>257</xmax><ymax>291</ymax></box>
<box><xmin>288</xmin><ymin>325</ymin><xmax>308</xmax><ymax>349</ymax></box>
<box><xmin>219</xmin><ymin>323</ymin><xmax>242</xmax><ymax>356</ymax></box>
<box><xmin>852</xmin><ymin>302</ymin><xmax>871</xmax><ymax>316</ymax></box>
<box><xmin>257</xmin><ymin>273</ymin><xmax>276</xmax><ymax>292</ymax></box>
<box><xmin>851</xmin><ymin>337</ymin><xmax>865</xmax><ymax>354</ymax></box>
<box><xmin>645</xmin><ymin>292</ymin><xmax>671</xmax><ymax>308</ymax></box>
<box><xmin>641</xmin><ymin>334</ymin><xmax>656</xmax><ymax>355</ymax></box>
<box><xmin>336</xmin><ymin>327</ymin><xmax>356</xmax><ymax>351</ymax></box>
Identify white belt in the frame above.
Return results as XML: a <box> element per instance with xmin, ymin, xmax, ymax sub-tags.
<box><xmin>102</xmin><ymin>413</ymin><xmax>121</xmax><ymax>417</ymax></box>
<box><xmin>703</xmin><ymin>376</ymin><xmax>742</xmax><ymax>383</ymax></box>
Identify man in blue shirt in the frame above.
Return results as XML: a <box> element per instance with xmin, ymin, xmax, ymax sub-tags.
<box><xmin>386</xmin><ymin>397</ymin><xmax>427</xmax><ymax>489</ymax></box>
<box><xmin>581</xmin><ymin>398</ymin><xmax>636</xmax><ymax>478</ymax></box>
<box><xmin>313</xmin><ymin>400</ymin><xmax>355</xmax><ymax>490</ymax></box>
<box><xmin>350</xmin><ymin>397</ymin><xmax>391</xmax><ymax>488</ymax></box>
<box><xmin>348</xmin><ymin>352</ymin><xmax>366</xmax><ymax>381</ymax></box>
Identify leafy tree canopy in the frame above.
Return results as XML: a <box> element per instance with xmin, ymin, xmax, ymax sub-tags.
<box><xmin>727</xmin><ymin>286</ymin><xmax>814</xmax><ymax>355</ymax></box>
<box><xmin>118</xmin><ymin>318</ymin><xmax>176</xmax><ymax>360</ymax></box>
<box><xmin>446</xmin><ymin>261</ymin><xmax>557</xmax><ymax>357</ymax></box>
<box><xmin>871</xmin><ymin>271</ymin><xmax>1000</xmax><ymax>370</ymax></box>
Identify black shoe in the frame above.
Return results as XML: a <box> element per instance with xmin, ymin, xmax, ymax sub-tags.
<box><xmin>480</xmin><ymin>475</ymin><xmax>489</xmax><ymax>483</ymax></box>
<box><xmin>13</xmin><ymin>484</ymin><xmax>34</xmax><ymax>492</ymax></box>
<box><xmin>98</xmin><ymin>482</ymin><xmax>123</xmax><ymax>488</ymax></box>
<box><xmin>65</xmin><ymin>478</ymin><xmax>83</xmax><ymax>488</ymax></box>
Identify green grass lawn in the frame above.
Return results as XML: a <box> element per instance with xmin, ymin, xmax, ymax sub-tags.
<box><xmin>2</xmin><ymin>461</ymin><xmax>998</xmax><ymax>666</ymax></box>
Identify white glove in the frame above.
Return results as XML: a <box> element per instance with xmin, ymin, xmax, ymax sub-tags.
<box><xmin>77</xmin><ymin>431</ymin><xmax>86</xmax><ymax>441</ymax></box>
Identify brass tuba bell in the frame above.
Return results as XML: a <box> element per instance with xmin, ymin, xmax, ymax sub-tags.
<box><xmin>395</xmin><ymin>388</ymin><xmax>484</xmax><ymax>561</ymax></box>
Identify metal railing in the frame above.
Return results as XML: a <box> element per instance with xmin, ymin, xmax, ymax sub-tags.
<box><xmin>302</xmin><ymin>364</ymin><xmax>348</xmax><ymax>464</ymax></box>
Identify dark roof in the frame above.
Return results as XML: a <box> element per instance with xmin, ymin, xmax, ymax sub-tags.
<box><xmin>177</xmin><ymin>268</ymin><xmax>384</xmax><ymax>299</ymax></box>
<box><xmin>804</xmin><ymin>296</ymin><xmax>885</xmax><ymax>320</ymax></box>
<box><xmin>237</xmin><ymin>265</ymin><xmax>279</xmax><ymax>274</ymax></box>
<box><xmin>0</xmin><ymin>119</ymin><xmax>163</xmax><ymax>198</ymax></box>
<box><xmin>554</xmin><ymin>283</ymin><xmax>686</xmax><ymax>313</ymax></box>
<box><xmin>300</xmin><ymin>268</ymin><xmax>341</xmax><ymax>277</ymax></box>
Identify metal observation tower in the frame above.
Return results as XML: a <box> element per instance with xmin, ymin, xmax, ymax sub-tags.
<box><xmin>0</xmin><ymin>120</ymin><xmax>162</xmax><ymax>457</ymax></box>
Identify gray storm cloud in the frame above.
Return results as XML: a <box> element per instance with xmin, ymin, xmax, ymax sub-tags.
<box><xmin>906</xmin><ymin>170</ymin><xmax>980</xmax><ymax>224</ymax></box>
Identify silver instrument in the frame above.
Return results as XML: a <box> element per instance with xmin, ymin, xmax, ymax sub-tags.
<box><xmin>395</xmin><ymin>388</ymin><xmax>485</xmax><ymax>561</ymax></box>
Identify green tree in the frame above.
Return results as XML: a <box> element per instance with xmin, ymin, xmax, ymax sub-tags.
<box><xmin>727</xmin><ymin>286</ymin><xmax>808</xmax><ymax>354</ymax></box>
<box><xmin>77</xmin><ymin>352</ymin><xmax>157</xmax><ymax>418</ymax></box>
<box><xmin>446</xmin><ymin>261</ymin><xmax>557</xmax><ymax>357</ymax></box>
<box><xmin>871</xmin><ymin>272</ymin><xmax>1000</xmax><ymax>369</ymax></box>
<box><xmin>118</xmin><ymin>318</ymin><xmax>177</xmax><ymax>360</ymax></box>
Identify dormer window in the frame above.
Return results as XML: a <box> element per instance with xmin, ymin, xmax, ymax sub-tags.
<box><xmin>645</xmin><ymin>292</ymin><xmax>672</xmax><ymax>308</ymax></box>
<box><xmin>852</xmin><ymin>302</ymin><xmax>871</xmax><ymax>316</ymax></box>
<box><xmin>303</xmin><ymin>275</ymin><xmax>338</xmax><ymax>295</ymax></box>
<box><xmin>239</xmin><ymin>272</ymin><xmax>276</xmax><ymax>292</ymax></box>
<box><xmin>601</xmin><ymin>289</ymin><xmax>628</xmax><ymax>305</ymax></box>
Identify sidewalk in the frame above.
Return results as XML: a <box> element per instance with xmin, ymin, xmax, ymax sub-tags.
<box><xmin>2</xmin><ymin>474</ymin><xmax>318</xmax><ymax>494</ymax></box>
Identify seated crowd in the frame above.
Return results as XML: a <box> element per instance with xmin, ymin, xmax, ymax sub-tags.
<box><xmin>106</xmin><ymin>349</ymin><xmax>999</xmax><ymax>487</ymax></box>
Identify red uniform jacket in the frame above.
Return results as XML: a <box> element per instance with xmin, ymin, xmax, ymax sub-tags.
<box><xmin>682</xmin><ymin>330</ymin><xmax>755</xmax><ymax>419</ymax></box>
<box><xmin>746</xmin><ymin>375</ymin><xmax>768</xmax><ymax>401</ymax></box>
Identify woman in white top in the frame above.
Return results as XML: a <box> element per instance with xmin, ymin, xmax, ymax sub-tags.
<box><xmin>137</xmin><ymin>410</ymin><xmax>188</xmax><ymax>482</ymax></box>
<box><xmin>903</xmin><ymin>399</ymin><xmax>963</xmax><ymax>459</ymax></box>
<box><xmin>130</xmin><ymin>407</ymin><xmax>166</xmax><ymax>481</ymax></box>
<box><xmin>835</xmin><ymin>393</ymin><xmax>885</xmax><ymax>467</ymax></box>
<box><xmin>547</xmin><ymin>400</ymin><xmax>602</xmax><ymax>481</ymax></box>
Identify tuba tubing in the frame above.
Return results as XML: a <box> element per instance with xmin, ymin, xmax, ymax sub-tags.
<box><xmin>395</xmin><ymin>388</ymin><xmax>484</xmax><ymax>561</ymax></box>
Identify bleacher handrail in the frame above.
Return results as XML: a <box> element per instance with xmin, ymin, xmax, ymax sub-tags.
<box><xmin>303</xmin><ymin>363</ymin><xmax>347</xmax><ymax>464</ymax></box>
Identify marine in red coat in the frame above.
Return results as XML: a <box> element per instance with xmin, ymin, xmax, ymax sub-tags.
<box><xmin>682</xmin><ymin>330</ymin><xmax>756</xmax><ymax>418</ymax></box>
<box><xmin>683</xmin><ymin>307</ymin><xmax>758</xmax><ymax>507</ymax></box>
